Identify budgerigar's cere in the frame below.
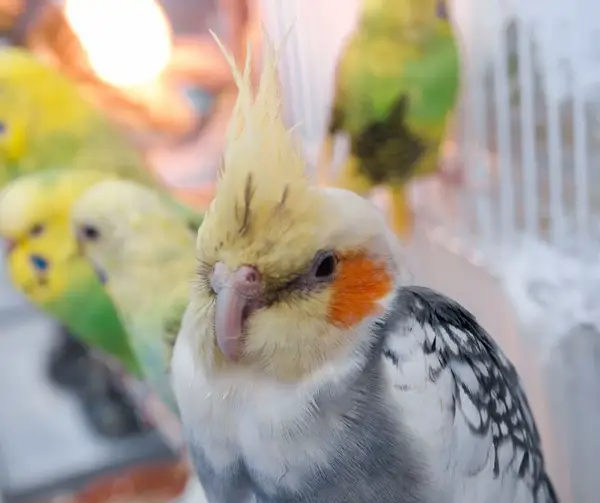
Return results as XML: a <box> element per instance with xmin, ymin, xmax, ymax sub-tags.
<box><xmin>0</xmin><ymin>169</ymin><xmax>141</xmax><ymax>375</ymax></box>
<box><xmin>318</xmin><ymin>0</ymin><xmax>460</xmax><ymax>240</ymax></box>
<box><xmin>0</xmin><ymin>46</ymin><xmax>203</xmax><ymax>230</ymax></box>
<box><xmin>170</xmin><ymin>35</ymin><xmax>557</xmax><ymax>503</ymax></box>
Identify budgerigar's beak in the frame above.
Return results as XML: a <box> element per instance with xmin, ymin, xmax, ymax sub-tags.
<box><xmin>74</xmin><ymin>231</ymin><xmax>107</xmax><ymax>284</ymax></box>
<box><xmin>3</xmin><ymin>239</ymin><xmax>15</xmax><ymax>255</ymax></box>
<box><xmin>75</xmin><ymin>233</ymin><xmax>85</xmax><ymax>257</ymax></box>
<box><xmin>210</xmin><ymin>262</ymin><xmax>262</xmax><ymax>361</ymax></box>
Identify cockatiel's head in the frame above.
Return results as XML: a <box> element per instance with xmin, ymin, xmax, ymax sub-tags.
<box><xmin>190</xmin><ymin>36</ymin><xmax>403</xmax><ymax>381</ymax></box>
<box><xmin>71</xmin><ymin>179</ymin><xmax>195</xmax><ymax>284</ymax></box>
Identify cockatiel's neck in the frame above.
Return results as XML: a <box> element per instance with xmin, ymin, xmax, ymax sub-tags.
<box><xmin>359</xmin><ymin>0</ymin><xmax>441</xmax><ymax>44</ymax></box>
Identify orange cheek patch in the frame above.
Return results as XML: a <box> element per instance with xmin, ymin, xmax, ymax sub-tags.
<box><xmin>327</xmin><ymin>252</ymin><xmax>393</xmax><ymax>329</ymax></box>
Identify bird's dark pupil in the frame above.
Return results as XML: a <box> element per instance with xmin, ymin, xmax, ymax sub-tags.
<box><xmin>83</xmin><ymin>225</ymin><xmax>99</xmax><ymax>240</ymax></box>
<box><xmin>30</xmin><ymin>223</ymin><xmax>44</xmax><ymax>237</ymax></box>
<box><xmin>315</xmin><ymin>254</ymin><xmax>336</xmax><ymax>278</ymax></box>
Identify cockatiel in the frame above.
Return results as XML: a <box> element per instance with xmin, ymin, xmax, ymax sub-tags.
<box><xmin>0</xmin><ymin>169</ymin><xmax>140</xmax><ymax>375</ymax></box>
<box><xmin>318</xmin><ymin>0</ymin><xmax>460</xmax><ymax>240</ymax></box>
<box><xmin>71</xmin><ymin>178</ymin><xmax>207</xmax><ymax>503</ymax></box>
<box><xmin>0</xmin><ymin>46</ymin><xmax>203</xmax><ymax>229</ymax></box>
<box><xmin>171</xmin><ymin>36</ymin><xmax>558</xmax><ymax>503</ymax></box>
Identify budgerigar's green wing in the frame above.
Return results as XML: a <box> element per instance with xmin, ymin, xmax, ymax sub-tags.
<box><xmin>47</xmin><ymin>257</ymin><xmax>142</xmax><ymax>377</ymax></box>
<box><xmin>128</xmin><ymin>298</ymin><xmax>189</xmax><ymax>414</ymax></box>
<box><xmin>335</xmin><ymin>21</ymin><xmax>459</xmax><ymax>133</ymax></box>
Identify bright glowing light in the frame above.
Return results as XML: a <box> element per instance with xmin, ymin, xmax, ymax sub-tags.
<box><xmin>64</xmin><ymin>0</ymin><xmax>173</xmax><ymax>87</ymax></box>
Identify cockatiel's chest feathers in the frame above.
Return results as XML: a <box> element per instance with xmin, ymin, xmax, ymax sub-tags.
<box><xmin>181</xmin><ymin>364</ymin><xmax>435</xmax><ymax>503</ymax></box>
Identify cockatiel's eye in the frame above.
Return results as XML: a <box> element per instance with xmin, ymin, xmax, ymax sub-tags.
<box><xmin>310</xmin><ymin>250</ymin><xmax>338</xmax><ymax>282</ymax></box>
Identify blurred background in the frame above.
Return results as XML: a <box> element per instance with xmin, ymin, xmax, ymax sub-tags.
<box><xmin>0</xmin><ymin>0</ymin><xmax>598</xmax><ymax>503</ymax></box>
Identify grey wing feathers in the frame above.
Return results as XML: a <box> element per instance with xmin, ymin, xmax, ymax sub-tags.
<box><xmin>379</xmin><ymin>286</ymin><xmax>558</xmax><ymax>502</ymax></box>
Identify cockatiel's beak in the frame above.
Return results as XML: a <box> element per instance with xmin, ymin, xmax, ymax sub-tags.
<box><xmin>210</xmin><ymin>262</ymin><xmax>263</xmax><ymax>361</ymax></box>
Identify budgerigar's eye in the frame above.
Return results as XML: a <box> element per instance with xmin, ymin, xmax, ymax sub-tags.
<box><xmin>81</xmin><ymin>224</ymin><xmax>100</xmax><ymax>241</ymax></box>
<box><xmin>29</xmin><ymin>223</ymin><xmax>44</xmax><ymax>237</ymax></box>
<box><xmin>0</xmin><ymin>122</ymin><xmax>6</xmax><ymax>135</ymax></box>
<box><xmin>311</xmin><ymin>251</ymin><xmax>338</xmax><ymax>281</ymax></box>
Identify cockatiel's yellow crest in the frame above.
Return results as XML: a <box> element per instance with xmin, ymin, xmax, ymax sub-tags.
<box><xmin>199</xmin><ymin>32</ymin><xmax>325</xmax><ymax>278</ymax></box>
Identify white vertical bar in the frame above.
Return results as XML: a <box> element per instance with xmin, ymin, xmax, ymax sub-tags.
<box><xmin>285</xmin><ymin>1</ymin><xmax>313</xmax><ymax>140</ymax></box>
<box><xmin>493</xmin><ymin>1</ymin><xmax>515</xmax><ymax>246</ymax></box>
<box><xmin>277</xmin><ymin>2</ymin><xmax>302</xmax><ymax>129</ymax></box>
<box><xmin>545</xmin><ymin>26</ymin><xmax>566</xmax><ymax>247</ymax></box>
<box><xmin>569</xmin><ymin>8</ymin><xmax>589</xmax><ymax>255</ymax></box>
<box><xmin>464</xmin><ymin>0</ymin><xmax>494</xmax><ymax>248</ymax></box>
<box><xmin>517</xmin><ymin>15</ymin><xmax>538</xmax><ymax>238</ymax></box>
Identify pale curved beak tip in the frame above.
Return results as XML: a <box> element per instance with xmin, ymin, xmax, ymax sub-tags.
<box><xmin>212</xmin><ymin>262</ymin><xmax>262</xmax><ymax>361</ymax></box>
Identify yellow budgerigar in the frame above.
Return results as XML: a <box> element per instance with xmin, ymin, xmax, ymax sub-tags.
<box><xmin>0</xmin><ymin>46</ymin><xmax>203</xmax><ymax>229</ymax></box>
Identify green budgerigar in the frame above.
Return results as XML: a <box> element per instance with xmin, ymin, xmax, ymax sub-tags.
<box><xmin>71</xmin><ymin>178</ymin><xmax>207</xmax><ymax>502</ymax></box>
<box><xmin>318</xmin><ymin>0</ymin><xmax>460</xmax><ymax>240</ymax></box>
<box><xmin>71</xmin><ymin>178</ymin><xmax>197</xmax><ymax>414</ymax></box>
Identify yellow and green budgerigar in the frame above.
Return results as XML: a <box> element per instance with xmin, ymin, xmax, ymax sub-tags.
<box><xmin>318</xmin><ymin>0</ymin><xmax>460</xmax><ymax>240</ymax></box>
<box><xmin>0</xmin><ymin>169</ymin><xmax>144</xmax><ymax>375</ymax></box>
<box><xmin>71</xmin><ymin>178</ymin><xmax>210</xmax><ymax>503</ymax></box>
<box><xmin>0</xmin><ymin>46</ymin><xmax>203</xmax><ymax>230</ymax></box>
<box><xmin>71</xmin><ymin>178</ymin><xmax>197</xmax><ymax>414</ymax></box>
